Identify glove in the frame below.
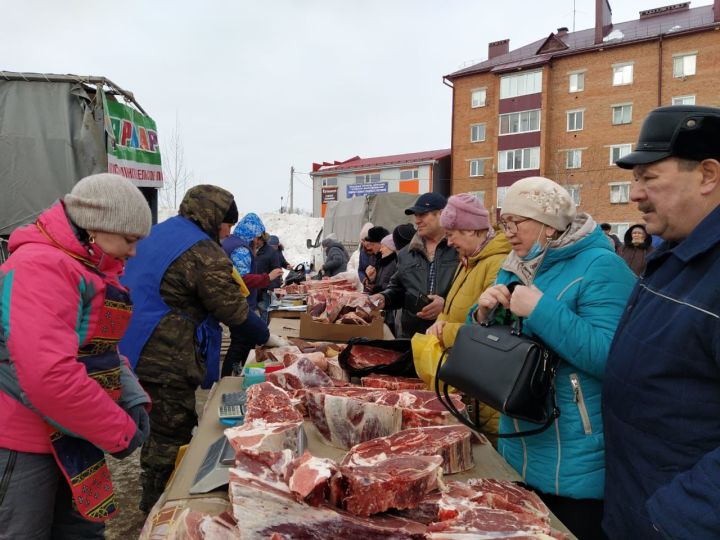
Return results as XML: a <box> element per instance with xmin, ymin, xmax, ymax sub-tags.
<box><xmin>112</xmin><ymin>404</ymin><xmax>150</xmax><ymax>459</ymax></box>
<box><xmin>265</xmin><ymin>334</ymin><xmax>290</xmax><ymax>348</ymax></box>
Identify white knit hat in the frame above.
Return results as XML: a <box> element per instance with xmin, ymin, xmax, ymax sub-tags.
<box><xmin>502</xmin><ymin>176</ymin><xmax>576</xmax><ymax>231</ymax></box>
<box><xmin>64</xmin><ymin>173</ymin><xmax>152</xmax><ymax>237</ymax></box>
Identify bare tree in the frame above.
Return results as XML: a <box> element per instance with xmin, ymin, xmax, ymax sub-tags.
<box><xmin>159</xmin><ymin>117</ymin><xmax>193</xmax><ymax>211</ymax></box>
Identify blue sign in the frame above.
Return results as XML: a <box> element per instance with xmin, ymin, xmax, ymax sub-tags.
<box><xmin>346</xmin><ymin>182</ymin><xmax>389</xmax><ymax>198</ymax></box>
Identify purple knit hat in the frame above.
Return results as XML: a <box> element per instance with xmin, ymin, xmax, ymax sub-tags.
<box><xmin>380</xmin><ymin>234</ymin><xmax>396</xmax><ymax>251</ymax></box>
<box><xmin>440</xmin><ymin>193</ymin><xmax>490</xmax><ymax>230</ymax></box>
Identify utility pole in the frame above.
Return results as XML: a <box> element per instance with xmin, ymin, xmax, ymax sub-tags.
<box><xmin>280</xmin><ymin>196</ymin><xmax>284</xmax><ymax>213</ymax></box>
<box><xmin>289</xmin><ymin>166</ymin><xmax>294</xmax><ymax>214</ymax></box>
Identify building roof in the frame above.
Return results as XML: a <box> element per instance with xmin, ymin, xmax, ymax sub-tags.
<box><xmin>312</xmin><ymin>149</ymin><xmax>451</xmax><ymax>175</ymax></box>
<box><xmin>446</xmin><ymin>3</ymin><xmax>716</xmax><ymax>80</ymax></box>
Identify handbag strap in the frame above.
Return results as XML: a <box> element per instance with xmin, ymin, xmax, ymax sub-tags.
<box><xmin>433</xmin><ymin>349</ymin><xmax>561</xmax><ymax>439</ymax></box>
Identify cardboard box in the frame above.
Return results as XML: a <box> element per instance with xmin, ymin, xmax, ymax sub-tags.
<box><xmin>268</xmin><ymin>317</ymin><xmax>301</xmax><ymax>337</ymax></box>
<box><xmin>299</xmin><ymin>311</ymin><xmax>384</xmax><ymax>341</ymax></box>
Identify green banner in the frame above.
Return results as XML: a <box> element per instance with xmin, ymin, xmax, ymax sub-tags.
<box><xmin>104</xmin><ymin>98</ymin><xmax>163</xmax><ymax>187</ymax></box>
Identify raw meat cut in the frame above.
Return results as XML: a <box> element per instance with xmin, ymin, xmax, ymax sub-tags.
<box><xmin>341</xmin><ymin>425</ymin><xmax>475</xmax><ymax>474</ymax></box>
<box><xmin>286</xmin><ymin>451</ymin><xmax>338</xmax><ymax>506</ymax></box>
<box><xmin>347</xmin><ymin>344</ymin><xmax>404</xmax><ymax>369</ymax></box>
<box><xmin>244</xmin><ymin>382</ymin><xmax>303</xmax><ymax>424</ymax></box>
<box><xmin>266</xmin><ymin>356</ymin><xmax>333</xmax><ymax>390</ymax></box>
<box><xmin>326</xmin><ymin>357</ymin><xmax>349</xmax><ymax>382</ymax></box>
<box><xmin>437</xmin><ymin>479</ymin><xmax>551</xmax><ymax>523</ymax></box>
<box><xmin>256</xmin><ymin>345</ymin><xmax>302</xmax><ymax>362</ymax></box>
<box><xmin>375</xmin><ymin>390</ymin><xmax>465</xmax><ymax>428</ymax></box>
<box><xmin>361</xmin><ymin>373</ymin><xmax>427</xmax><ymax>390</ymax></box>
<box><xmin>224</xmin><ymin>419</ymin><xmax>305</xmax><ymax>455</ymax></box>
<box><xmin>229</xmin><ymin>447</ymin><xmax>427</xmax><ymax>539</ymax></box>
<box><xmin>337</xmin><ymin>311</ymin><xmax>371</xmax><ymax>325</ymax></box>
<box><xmin>425</xmin><ymin>506</ymin><xmax>556</xmax><ymax>539</ymax></box>
<box><xmin>329</xmin><ymin>455</ymin><xmax>444</xmax><ymax>517</ymax></box>
<box><xmin>304</xmin><ymin>388</ymin><xmax>402</xmax><ymax>449</ymax></box>
<box><xmin>282</xmin><ymin>351</ymin><xmax>329</xmax><ymax>371</ymax></box>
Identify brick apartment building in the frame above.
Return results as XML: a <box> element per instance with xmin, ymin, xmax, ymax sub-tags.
<box><xmin>309</xmin><ymin>150</ymin><xmax>451</xmax><ymax>217</ymax></box>
<box><xmin>445</xmin><ymin>0</ymin><xmax>720</xmax><ymax>237</ymax></box>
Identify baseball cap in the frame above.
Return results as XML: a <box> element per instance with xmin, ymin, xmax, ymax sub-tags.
<box><xmin>616</xmin><ymin>105</ymin><xmax>720</xmax><ymax>169</ymax></box>
<box><xmin>405</xmin><ymin>192</ymin><xmax>447</xmax><ymax>215</ymax></box>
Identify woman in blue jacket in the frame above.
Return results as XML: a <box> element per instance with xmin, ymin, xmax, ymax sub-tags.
<box><xmin>471</xmin><ymin>177</ymin><xmax>635</xmax><ymax>539</ymax></box>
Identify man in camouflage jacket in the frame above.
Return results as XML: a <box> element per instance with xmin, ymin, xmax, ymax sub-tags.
<box><xmin>122</xmin><ymin>185</ymin><xmax>249</xmax><ymax>512</ymax></box>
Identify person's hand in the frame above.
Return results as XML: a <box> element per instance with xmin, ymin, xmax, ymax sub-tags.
<box><xmin>474</xmin><ymin>285</ymin><xmax>512</xmax><ymax>322</ymax></box>
<box><xmin>265</xmin><ymin>334</ymin><xmax>290</xmax><ymax>347</ymax></box>
<box><xmin>509</xmin><ymin>285</ymin><xmax>543</xmax><ymax>318</ymax></box>
<box><xmin>111</xmin><ymin>404</ymin><xmax>150</xmax><ymax>459</ymax></box>
<box><xmin>370</xmin><ymin>293</ymin><xmax>385</xmax><ymax>309</ymax></box>
<box><xmin>417</xmin><ymin>294</ymin><xmax>444</xmax><ymax>320</ymax></box>
<box><xmin>269</xmin><ymin>268</ymin><xmax>284</xmax><ymax>281</ymax></box>
<box><xmin>365</xmin><ymin>265</ymin><xmax>377</xmax><ymax>281</ymax></box>
<box><xmin>426</xmin><ymin>320</ymin><xmax>447</xmax><ymax>346</ymax></box>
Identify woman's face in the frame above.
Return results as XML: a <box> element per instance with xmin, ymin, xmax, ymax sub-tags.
<box><xmin>379</xmin><ymin>244</ymin><xmax>394</xmax><ymax>257</ymax></box>
<box><xmin>631</xmin><ymin>228</ymin><xmax>647</xmax><ymax>245</ymax></box>
<box><xmin>446</xmin><ymin>229</ymin><xmax>488</xmax><ymax>258</ymax></box>
<box><xmin>90</xmin><ymin>231</ymin><xmax>141</xmax><ymax>261</ymax></box>
<box><xmin>500</xmin><ymin>214</ymin><xmax>552</xmax><ymax>258</ymax></box>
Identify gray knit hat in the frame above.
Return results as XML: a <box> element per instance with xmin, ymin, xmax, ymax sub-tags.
<box><xmin>502</xmin><ymin>176</ymin><xmax>576</xmax><ymax>231</ymax></box>
<box><xmin>64</xmin><ymin>173</ymin><xmax>152</xmax><ymax>237</ymax></box>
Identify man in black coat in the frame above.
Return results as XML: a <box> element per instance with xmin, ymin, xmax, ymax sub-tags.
<box><xmin>370</xmin><ymin>193</ymin><xmax>458</xmax><ymax>338</ymax></box>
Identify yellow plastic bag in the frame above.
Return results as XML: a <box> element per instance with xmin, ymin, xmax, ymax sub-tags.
<box><xmin>231</xmin><ymin>267</ymin><xmax>251</xmax><ymax>297</ymax></box>
<box><xmin>411</xmin><ymin>333</ymin><xmax>454</xmax><ymax>392</ymax></box>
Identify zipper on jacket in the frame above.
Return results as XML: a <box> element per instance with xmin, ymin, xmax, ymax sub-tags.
<box><xmin>570</xmin><ymin>373</ymin><xmax>593</xmax><ymax>435</ymax></box>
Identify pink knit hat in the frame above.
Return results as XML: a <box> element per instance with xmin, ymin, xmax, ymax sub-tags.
<box><xmin>440</xmin><ymin>193</ymin><xmax>490</xmax><ymax>231</ymax></box>
<box><xmin>380</xmin><ymin>234</ymin><xmax>396</xmax><ymax>251</ymax></box>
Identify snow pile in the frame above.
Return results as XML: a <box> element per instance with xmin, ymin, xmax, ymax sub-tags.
<box><xmin>258</xmin><ymin>212</ymin><xmax>324</xmax><ymax>270</ymax></box>
<box><xmin>157</xmin><ymin>209</ymin><xmax>324</xmax><ymax>271</ymax></box>
<box><xmin>603</xmin><ymin>29</ymin><xmax>624</xmax><ymax>42</ymax></box>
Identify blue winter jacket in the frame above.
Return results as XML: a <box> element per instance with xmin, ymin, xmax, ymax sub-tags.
<box><xmin>603</xmin><ymin>205</ymin><xmax>720</xmax><ymax>539</ymax></box>
<box><xmin>225</xmin><ymin>213</ymin><xmax>265</xmax><ymax>309</ymax></box>
<box><xmin>489</xmin><ymin>220</ymin><xmax>635</xmax><ymax>499</ymax></box>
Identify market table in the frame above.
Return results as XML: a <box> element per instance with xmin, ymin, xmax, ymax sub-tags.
<box><xmin>141</xmin><ymin>375</ymin><xmax>576</xmax><ymax>539</ymax></box>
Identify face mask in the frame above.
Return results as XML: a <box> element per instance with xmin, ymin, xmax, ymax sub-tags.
<box><xmin>521</xmin><ymin>225</ymin><xmax>547</xmax><ymax>261</ymax></box>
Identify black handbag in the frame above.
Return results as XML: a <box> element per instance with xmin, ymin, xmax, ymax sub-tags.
<box><xmin>435</xmin><ymin>298</ymin><xmax>561</xmax><ymax>438</ymax></box>
<box><xmin>284</xmin><ymin>264</ymin><xmax>306</xmax><ymax>287</ymax></box>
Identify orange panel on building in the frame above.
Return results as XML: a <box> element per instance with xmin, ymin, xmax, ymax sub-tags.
<box><xmin>399</xmin><ymin>180</ymin><xmax>419</xmax><ymax>193</ymax></box>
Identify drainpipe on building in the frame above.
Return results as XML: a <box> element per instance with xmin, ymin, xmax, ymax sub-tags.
<box><xmin>443</xmin><ymin>76</ymin><xmax>454</xmax><ymax>195</ymax></box>
<box><xmin>657</xmin><ymin>34</ymin><xmax>664</xmax><ymax>107</ymax></box>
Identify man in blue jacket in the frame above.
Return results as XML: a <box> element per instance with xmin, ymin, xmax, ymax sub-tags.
<box><xmin>603</xmin><ymin>105</ymin><xmax>720</xmax><ymax>539</ymax></box>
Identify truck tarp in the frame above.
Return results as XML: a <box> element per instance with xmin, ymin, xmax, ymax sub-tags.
<box><xmin>323</xmin><ymin>192</ymin><xmax>416</xmax><ymax>250</ymax></box>
<box><xmin>0</xmin><ymin>81</ymin><xmax>106</xmax><ymax>236</ymax></box>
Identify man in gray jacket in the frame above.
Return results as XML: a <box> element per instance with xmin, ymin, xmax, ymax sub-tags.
<box><xmin>319</xmin><ymin>234</ymin><xmax>349</xmax><ymax>277</ymax></box>
<box><xmin>371</xmin><ymin>192</ymin><xmax>458</xmax><ymax>337</ymax></box>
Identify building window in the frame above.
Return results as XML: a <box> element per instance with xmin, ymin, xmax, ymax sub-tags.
<box><xmin>611</xmin><ymin>222</ymin><xmax>630</xmax><ymax>238</ymax></box>
<box><xmin>566</xmin><ymin>149</ymin><xmax>582</xmax><ymax>169</ymax></box>
<box><xmin>612</xmin><ymin>104</ymin><xmax>633</xmax><ymax>125</ymax></box>
<box><xmin>673</xmin><ymin>53</ymin><xmax>697</xmax><ymax>78</ymax></box>
<box><xmin>471</xmin><ymin>88</ymin><xmax>487</xmax><ymax>108</ymax></box>
<box><xmin>672</xmin><ymin>95</ymin><xmax>696</xmax><ymax>105</ymax></box>
<box><xmin>355</xmin><ymin>173</ymin><xmax>381</xmax><ymax>184</ymax></box>
<box><xmin>470</xmin><ymin>123</ymin><xmax>487</xmax><ymax>142</ymax></box>
<box><xmin>468</xmin><ymin>191</ymin><xmax>486</xmax><ymax>205</ymax></box>
<box><xmin>500</xmin><ymin>70</ymin><xmax>543</xmax><ymax>99</ymax></box>
<box><xmin>565</xmin><ymin>185</ymin><xmax>581</xmax><ymax>206</ymax></box>
<box><xmin>567</xmin><ymin>110</ymin><xmax>584</xmax><ymax>132</ymax></box>
<box><xmin>321</xmin><ymin>177</ymin><xmax>337</xmax><ymax>187</ymax></box>
<box><xmin>498</xmin><ymin>147</ymin><xmax>540</xmax><ymax>172</ymax></box>
<box><xmin>470</xmin><ymin>159</ymin><xmax>486</xmax><ymax>177</ymax></box>
<box><xmin>499</xmin><ymin>109</ymin><xmax>540</xmax><ymax>135</ymax></box>
<box><xmin>569</xmin><ymin>72</ymin><xmax>585</xmax><ymax>92</ymax></box>
<box><xmin>609</xmin><ymin>144</ymin><xmax>632</xmax><ymax>165</ymax></box>
<box><xmin>497</xmin><ymin>186</ymin><xmax>509</xmax><ymax>209</ymax></box>
<box><xmin>610</xmin><ymin>182</ymin><xmax>631</xmax><ymax>203</ymax></box>
<box><xmin>399</xmin><ymin>169</ymin><xmax>418</xmax><ymax>180</ymax></box>
<box><xmin>612</xmin><ymin>63</ymin><xmax>633</xmax><ymax>86</ymax></box>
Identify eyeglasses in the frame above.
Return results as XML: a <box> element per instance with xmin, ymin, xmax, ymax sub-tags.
<box><xmin>499</xmin><ymin>218</ymin><xmax>530</xmax><ymax>234</ymax></box>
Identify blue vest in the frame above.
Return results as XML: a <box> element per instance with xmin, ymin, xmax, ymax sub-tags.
<box><xmin>119</xmin><ymin>216</ymin><xmax>221</xmax><ymax>387</ymax></box>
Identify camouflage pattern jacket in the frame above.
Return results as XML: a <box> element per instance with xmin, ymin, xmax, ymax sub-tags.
<box><xmin>134</xmin><ymin>186</ymin><xmax>249</xmax><ymax>388</ymax></box>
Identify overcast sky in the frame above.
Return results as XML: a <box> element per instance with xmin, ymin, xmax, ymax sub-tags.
<box><xmin>2</xmin><ymin>0</ymin><xmax>690</xmax><ymax>212</ymax></box>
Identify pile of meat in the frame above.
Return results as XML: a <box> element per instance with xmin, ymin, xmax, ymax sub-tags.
<box><xmin>304</xmin><ymin>284</ymin><xmax>379</xmax><ymax>326</ymax></box>
<box><xmin>277</xmin><ymin>276</ymin><xmax>358</xmax><ymax>297</ymax></box>
<box><xmin>169</xmin><ymin>340</ymin><xmax>569</xmax><ymax>539</ymax></box>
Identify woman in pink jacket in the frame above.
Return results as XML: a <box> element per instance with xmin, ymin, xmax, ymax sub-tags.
<box><xmin>0</xmin><ymin>174</ymin><xmax>153</xmax><ymax>539</ymax></box>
